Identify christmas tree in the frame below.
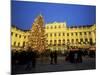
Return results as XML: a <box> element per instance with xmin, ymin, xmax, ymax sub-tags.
<box><xmin>27</xmin><ymin>15</ymin><xmax>47</xmax><ymax>53</ymax></box>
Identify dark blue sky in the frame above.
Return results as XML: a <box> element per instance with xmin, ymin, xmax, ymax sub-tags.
<box><xmin>11</xmin><ymin>1</ymin><xmax>96</xmax><ymax>30</ymax></box>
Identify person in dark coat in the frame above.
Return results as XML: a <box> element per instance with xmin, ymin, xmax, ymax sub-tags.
<box><xmin>50</xmin><ymin>51</ymin><xmax>53</xmax><ymax>64</ymax></box>
<box><xmin>54</xmin><ymin>50</ymin><xmax>57</xmax><ymax>64</ymax></box>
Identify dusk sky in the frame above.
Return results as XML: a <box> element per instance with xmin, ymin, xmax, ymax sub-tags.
<box><xmin>11</xmin><ymin>1</ymin><xmax>96</xmax><ymax>30</ymax></box>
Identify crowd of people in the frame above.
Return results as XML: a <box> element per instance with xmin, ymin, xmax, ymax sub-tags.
<box><xmin>12</xmin><ymin>48</ymin><xmax>95</xmax><ymax>70</ymax></box>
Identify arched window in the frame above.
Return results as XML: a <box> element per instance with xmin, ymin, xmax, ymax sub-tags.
<box><xmin>14</xmin><ymin>42</ymin><xmax>16</xmax><ymax>46</ymax></box>
<box><xmin>55</xmin><ymin>26</ymin><xmax>57</xmax><ymax>29</ymax></box>
<box><xmin>23</xmin><ymin>42</ymin><xmax>25</xmax><ymax>47</ymax></box>
<box><xmin>18</xmin><ymin>42</ymin><xmax>20</xmax><ymax>47</ymax></box>
<box><xmin>51</xmin><ymin>26</ymin><xmax>53</xmax><ymax>29</ymax></box>
<box><xmin>59</xmin><ymin>25</ymin><xmax>61</xmax><ymax>28</ymax></box>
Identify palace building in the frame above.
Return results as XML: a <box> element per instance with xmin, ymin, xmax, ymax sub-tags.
<box><xmin>45</xmin><ymin>22</ymin><xmax>96</xmax><ymax>51</ymax></box>
<box><xmin>11</xmin><ymin>26</ymin><xmax>29</xmax><ymax>51</ymax></box>
<box><xmin>11</xmin><ymin>15</ymin><xmax>96</xmax><ymax>52</ymax></box>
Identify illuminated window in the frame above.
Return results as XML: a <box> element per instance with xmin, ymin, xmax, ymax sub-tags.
<box><xmin>54</xmin><ymin>33</ymin><xmax>56</xmax><ymax>36</ymax></box>
<box><xmin>80</xmin><ymin>32</ymin><xmax>82</xmax><ymax>35</ymax></box>
<box><xmin>55</xmin><ymin>26</ymin><xmax>56</xmax><ymax>29</ymax></box>
<box><xmin>76</xmin><ymin>33</ymin><xmax>77</xmax><ymax>36</ymax></box>
<box><xmin>19</xmin><ymin>35</ymin><xmax>21</xmax><ymax>38</ymax></box>
<box><xmin>15</xmin><ymin>34</ymin><xmax>17</xmax><ymax>37</ymax></box>
<box><xmin>63</xmin><ymin>33</ymin><xmax>65</xmax><ymax>36</ymax></box>
<box><xmin>80</xmin><ymin>38</ymin><xmax>83</xmax><ymax>42</ymax></box>
<box><xmin>67</xmin><ymin>39</ymin><xmax>69</xmax><ymax>42</ymax></box>
<box><xmin>14</xmin><ymin>42</ymin><xmax>16</xmax><ymax>46</ymax></box>
<box><xmin>51</xmin><ymin>26</ymin><xmax>53</xmax><ymax>29</ymax></box>
<box><xmin>71</xmin><ymin>39</ymin><xmax>74</xmax><ymax>43</ymax></box>
<box><xmin>67</xmin><ymin>33</ymin><xmax>69</xmax><ymax>36</ymax></box>
<box><xmin>71</xmin><ymin>33</ymin><xmax>73</xmax><ymax>36</ymax></box>
<box><xmin>59</xmin><ymin>33</ymin><xmax>61</xmax><ymax>36</ymax></box>
<box><xmin>85</xmin><ymin>38</ymin><xmax>88</xmax><ymax>42</ymax></box>
<box><xmin>89</xmin><ymin>32</ymin><xmax>91</xmax><ymax>35</ymax></box>
<box><xmin>59</xmin><ymin>25</ymin><xmax>61</xmax><ymax>28</ymax></box>
<box><xmin>23</xmin><ymin>42</ymin><xmax>25</xmax><ymax>47</ymax></box>
<box><xmin>63</xmin><ymin>39</ymin><xmax>65</xmax><ymax>44</ymax></box>
<box><xmin>50</xmin><ymin>33</ymin><xmax>52</xmax><ymax>37</ymax></box>
<box><xmin>58</xmin><ymin>39</ymin><xmax>61</xmax><ymax>43</ymax></box>
<box><xmin>76</xmin><ymin>39</ymin><xmax>78</xmax><ymax>42</ymax></box>
<box><xmin>84</xmin><ymin>32</ymin><xmax>87</xmax><ymax>35</ymax></box>
<box><xmin>54</xmin><ymin>40</ymin><xmax>57</xmax><ymax>44</ymax></box>
<box><xmin>11</xmin><ymin>32</ymin><xmax>13</xmax><ymax>36</ymax></box>
<box><xmin>50</xmin><ymin>40</ymin><xmax>52</xmax><ymax>43</ymax></box>
<box><xmin>24</xmin><ymin>36</ymin><xmax>26</xmax><ymax>39</ymax></box>
<box><xmin>18</xmin><ymin>42</ymin><xmax>20</xmax><ymax>47</ymax></box>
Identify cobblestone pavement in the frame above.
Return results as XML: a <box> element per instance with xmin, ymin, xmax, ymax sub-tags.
<box><xmin>12</xmin><ymin>56</ymin><xmax>96</xmax><ymax>74</ymax></box>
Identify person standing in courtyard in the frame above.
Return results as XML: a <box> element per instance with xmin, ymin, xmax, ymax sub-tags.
<box><xmin>50</xmin><ymin>51</ymin><xmax>53</xmax><ymax>64</ymax></box>
<box><xmin>54</xmin><ymin>50</ymin><xmax>57</xmax><ymax>64</ymax></box>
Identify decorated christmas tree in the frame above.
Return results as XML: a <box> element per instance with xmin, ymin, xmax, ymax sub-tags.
<box><xmin>27</xmin><ymin>15</ymin><xmax>47</xmax><ymax>53</ymax></box>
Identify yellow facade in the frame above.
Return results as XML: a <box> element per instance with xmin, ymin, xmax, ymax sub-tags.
<box><xmin>11</xmin><ymin>26</ymin><xmax>29</xmax><ymax>51</ymax></box>
<box><xmin>45</xmin><ymin>22</ymin><xmax>96</xmax><ymax>51</ymax></box>
<box><xmin>11</xmin><ymin>22</ymin><xmax>96</xmax><ymax>51</ymax></box>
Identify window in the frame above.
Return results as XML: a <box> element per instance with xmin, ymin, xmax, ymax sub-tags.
<box><xmin>76</xmin><ymin>33</ymin><xmax>77</xmax><ymax>36</ymax></box>
<box><xmin>80</xmin><ymin>32</ymin><xmax>82</xmax><ymax>35</ymax></box>
<box><xmin>46</xmin><ymin>40</ymin><xmax>48</xmax><ymax>42</ymax></box>
<box><xmin>59</xmin><ymin>33</ymin><xmax>61</xmax><ymax>36</ymax></box>
<box><xmin>54</xmin><ymin>33</ymin><xmax>56</xmax><ymax>36</ymax></box>
<box><xmin>24</xmin><ymin>36</ymin><xmax>26</xmax><ymax>39</ymax></box>
<box><xmin>51</xmin><ymin>26</ymin><xmax>53</xmax><ymax>29</ymax></box>
<box><xmin>76</xmin><ymin>39</ymin><xmax>78</xmax><ymax>42</ymax></box>
<box><xmin>71</xmin><ymin>39</ymin><xmax>74</xmax><ymax>42</ymax></box>
<box><xmin>89</xmin><ymin>32</ymin><xmax>91</xmax><ymax>35</ymax></box>
<box><xmin>71</xmin><ymin>33</ymin><xmax>73</xmax><ymax>36</ymax></box>
<box><xmin>55</xmin><ymin>26</ymin><xmax>56</xmax><ymax>29</ymax></box>
<box><xmin>18</xmin><ymin>42</ymin><xmax>20</xmax><ymax>47</ymax></box>
<box><xmin>14</xmin><ymin>42</ymin><xmax>16</xmax><ymax>46</ymax></box>
<box><xmin>19</xmin><ymin>35</ymin><xmax>21</xmax><ymax>38</ymax></box>
<box><xmin>63</xmin><ymin>39</ymin><xmax>65</xmax><ymax>44</ymax></box>
<box><xmin>15</xmin><ymin>34</ymin><xmax>17</xmax><ymax>37</ymax></box>
<box><xmin>58</xmin><ymin>39</ymin><xmax>61</xmax><ymax>44</ymax></box>
<box><xmin>50</xmin><ymin>33</ymin><xmax>52</xmax><ymax>37</ymax></box>
<box><xmin>85</xmin><ymin>38</ymin><xmax>88</xmax><ymax>42</ymax></box>
<box><xmin>84</xmin><ymin>32</ymin><xmax>87</xmax><ymax>35</ymax></box>
<box><xmin>80</xmin><ymin>38</ymin><xmax>83</xmax><ymax>42</ymax></box>
<box><xmin>63</xmin><ymin>33</ymin><xmax>65</xmax><ymax>36</ymax></box>
<box><xmin>67</xmin><ymin>39</ymin><xmax>69</xmax><ymax>41</ymax></box>
<box><xmin>11</xmin><ymin>32</ymin><xmax>13</xmax><ymax>36</ymax></box>
<box><xmin>59</xmin><ymin>25</ymin><xmax>61</xmax><ymax>28</ymax></box>
<box><xmin>46</xmin><ymin>34</ymin><xmax>48</xmax><ymax>37</ymax></box>
<box><xmin>54</xmin><ymin>40</ymin><xmax>57</xmax><ymax>44</ymax></box>
<box><xmin>50</xmin><ymin>40</ymin><xmax>52</xmax><ymax>43</ymax></box>
<box><xmin>23</xmin><ymin>42</ymin><xmax>25</xmax><ymax>47</ymax></box>
<box><xmin>67</xmin><ymin>33</ymin><xmax>69</xmax><ymax>36</ymax></box>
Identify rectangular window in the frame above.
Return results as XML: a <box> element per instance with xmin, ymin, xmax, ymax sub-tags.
<box><xmin>63</xmin><ymin>33</ymin><xmax>65</xmax><ymax>36</ymax></box>
<box><xmin>19</xmin><ymin>35</ymin><xmax>21</xmax><ymax>38</ymax></box>
<box><xmin>76</xmin><ymin>33</ymin><xmax>77</xmax><ymax>36</ymax></box>
<box><xmin>80</xmin><ymin>32</ymin><xmax>82</xmax><ymax>35</ymax></box>
<box><xmin>15</xmin><ymin>34</ymin><xmax>17</xmax><ymax>37</ymax></box>
<box><xmin>59</xmin><ymin>33</ymin><xmax>61</xmax><ymax>36</ymax></box>
<box><xmin>50</xmin><ymin>33</ymin><xmax>52</xmax><ymax>37</ymax></box>
<box><xmin>67</xmin><ymin>33</ymin><xmax>69</xmax><ymax>36</ymax></box>
<box><xmin>54</xmin><ymin>33</ymin><xmax>56</xmax><ymax>36</ymax></box>
<box><xmin>11</xmin><ymin>32</ymin><xmax>13</xmax><ymax>36</ymax></box>
<box><xmin>71</xmin><ymin>33</ymin><xmax>73</xmax><ymax>36</ymax></box>
<box><xmin>84</xmin><ymin>32</ymin><xmax>86</xmax><ymax>35</ymax></box>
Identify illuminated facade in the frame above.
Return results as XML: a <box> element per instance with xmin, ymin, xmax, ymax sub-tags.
<box><xmin>11</xmin><ymin>16</ymin><xmax>96</xmax><ymax>52</ymax></box>
<box><xmin>45</xmin><ymin>22</ymin><xmax>96</xmax><ymax>51</ymax></box>
<box><xmin>11</xmin><ymin>26</ymin><xmax>29</xmax><ymax>51</ymax></box>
